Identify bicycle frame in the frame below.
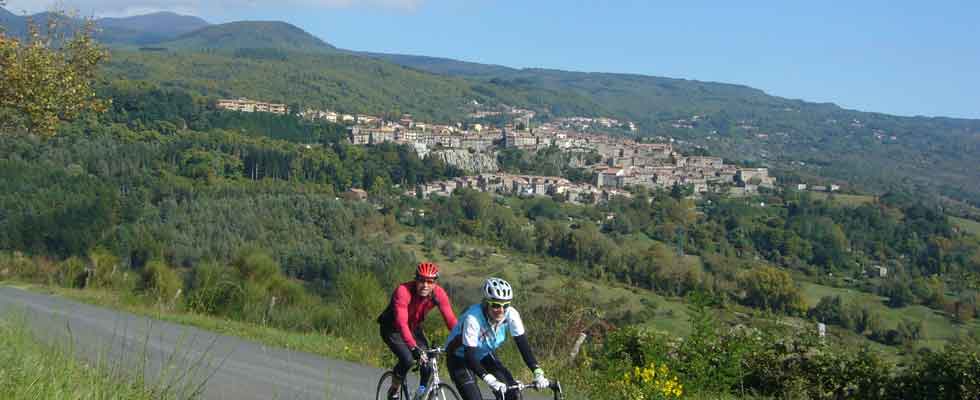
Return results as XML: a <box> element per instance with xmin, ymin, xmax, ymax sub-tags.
<box><xmin>413</xmin><ymin>348</ymin><xmax>448</xmax><ymax>399</ymax></box>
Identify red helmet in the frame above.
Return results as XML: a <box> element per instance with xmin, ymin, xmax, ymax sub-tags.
<box><xmin>416</xmin><ymin>262</ymin><xmax>440</xmax><ymax>280</ymax></box>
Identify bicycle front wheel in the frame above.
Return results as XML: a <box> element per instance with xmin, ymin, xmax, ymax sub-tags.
<box><xmin>376</xmin><ymin>371</ymin><xmax>410</xmax><ymax>400</ymax></box>
<box><xmin>426</xmin><ymin>383</ymin><xmax>461</xmax><ymax>400</ymax></box>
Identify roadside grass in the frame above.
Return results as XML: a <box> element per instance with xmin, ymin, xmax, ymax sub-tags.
<box><xmin>24</xmin><ymin>284</ymin><xmax>389</xmax><ymax>369</ymax></box>
<box><xmin>951</xmin><ymin>216</ymin><xmax>980</xmax><ymax>237</ymax></box>
<box><xmin>809</xmin><ymin>192</ymin><xmax>875</xmax><ymax>206</ymax></box>
<box><xmin>799</xmin><ymin>281</ymin><xmax>980</xmax><ymax>350</ymax></box>
<box><xmin>0</xmin><ymin>313</ymin><xmax>186</xmax><ymax>399</ymax></box>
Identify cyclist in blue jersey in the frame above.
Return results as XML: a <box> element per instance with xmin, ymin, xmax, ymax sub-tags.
<box><xmin>444</xmin><ymin>277</ymin><xmax>551</xmax><ymax>400</ymax></box>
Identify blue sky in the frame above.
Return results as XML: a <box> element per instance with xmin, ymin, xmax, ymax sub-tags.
<box><xmin>7</xmin><ymin>0</ymin><xmax>979</xmax><ymax>119</ymax></box>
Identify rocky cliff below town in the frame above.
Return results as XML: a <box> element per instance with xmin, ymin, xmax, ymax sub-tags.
<box><xmin>431</xmin><ymin>149</ymin><xmax>499</xmax><ymax>173</ymax></box>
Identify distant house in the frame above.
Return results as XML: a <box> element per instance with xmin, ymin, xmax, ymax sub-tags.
<box><xmin>347</xmin><ymin>127</ymin><xmax>370</xmax><ymax>145</ymax></box>
<box><xmin>867</xmin><ymin>265</ymin><xmax>887</xmax><ymax>278</ymax></box>
<box><xmin>216</xmin><ymin>98</ymin><xmax>287</xmax><ymax>115</ymax></box>
<box><xmin>596</xmin><ymin>168</ymin><xmax>625</xmax><ymax>189</ymax></box>
<box><xmin>343</xmin><ymin>188</ymin><xmax>368</xmax><ymax>202</ymax></box>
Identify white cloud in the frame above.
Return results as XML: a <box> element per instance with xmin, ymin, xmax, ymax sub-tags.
<box><xmin>4</xmin><ymin>0</ymin><xmax>425</xmax><ymax>17</ymax></box>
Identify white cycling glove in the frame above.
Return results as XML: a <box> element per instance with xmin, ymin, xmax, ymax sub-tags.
<box><xmin>482</xmin><ymin>374</ymin><xmax>508</xmax><ymax>394</ymax></box>
<box><xmin>532</xmin><ymin>368</ymin><xmax>550</xmax><ymax>389</ymax></box>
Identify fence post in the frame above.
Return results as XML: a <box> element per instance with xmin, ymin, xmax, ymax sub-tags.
<box><xmin>569</xmin><ymin>332</ymin><xmax>588</xmax><ymax>359</ymax></box>
<box><xmin>264</xmin><ymin>296</ymin><xmax>277</xmax><ymax>325</ymax></box>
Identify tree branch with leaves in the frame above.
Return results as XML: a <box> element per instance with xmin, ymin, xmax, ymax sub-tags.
<box><xmin>0</xmin><ymin>9</ymin><xmax>108</xmax><ymax>136</ymax></box>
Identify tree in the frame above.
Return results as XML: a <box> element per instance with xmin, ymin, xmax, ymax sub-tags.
<box><xmin>881</xmin><ymin>279</ymin><xmax>915</xmax><ymax>308</ymax></box>
<box><xmin>0</xmin><ymin>11</ymin><xmax>107</xmax><ymax>136</ymax></box>
<box><xmin>896</xmin><ymin>318</ymin><xmax>924</xmax><ymax>343</ymax></box>
<box><xmin>737</xmin><ymin>265</ymin><xmax>807</xmax><ymax>315</ymax></box>
<box><xmin>809</xmin><ymin>295</ymin><xmax>844</xmax><ymax>325</ymax></box>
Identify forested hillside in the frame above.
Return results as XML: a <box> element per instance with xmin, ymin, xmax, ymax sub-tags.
<box><xmin>3</xmin><ymin>7</ymin><xmax>978</xmax><ymax>207</ymax></box>
<box><xmin>367</xmin><ymin>52</ymin><xmax>980</xmax><ymax>210</ymax></box>
<box><xmin>103</xmin><ymin>49</ymin><xmax>481</xmax><ymax>122</ymax></box>
<box><xmin>159</xmin><ymin>21</ymin><xmax>335</xmax><ymax>53</ymax></box>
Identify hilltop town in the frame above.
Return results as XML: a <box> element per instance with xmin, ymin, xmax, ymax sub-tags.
<box><xmin>219</xmin><ymin>97</ymin><xmax>790</xmax><ymax>202</ymax></box>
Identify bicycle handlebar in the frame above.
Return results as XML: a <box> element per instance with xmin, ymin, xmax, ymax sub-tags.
<box><xmin>424</xmin><ymin>348</ymin><xmax>445</xmax><ymax>357</ymax></box>
<box><xmin>412</xmin><ymin>348</ymin><xmax>445</xmax><ymax>373</ymax></box>
<box><xmin>501</xmin><ymin>380</ymin><xmax>564</xmax><ymax>400</ymax></box>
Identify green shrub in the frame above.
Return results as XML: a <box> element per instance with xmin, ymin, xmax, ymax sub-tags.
<box><xmin>331</xmin><ymin>268</ymin><xmax>387</xmax><ymax>337</ymax></box>
<box><xmin>140</xmin><ymin>259</ymin><xmax>182</xmax><ymax>306</ymax></box>
<box><xmin>737</xmin><ymin>265</ymin><xmax>807</xmax><ymax>315</ymax></box>
<box><xmin>596</xmin><ymin>326</ymin><xmax>672</xmax><ymax>369</ymax></box>
<box><xmin>894</xmin><ymin>344</ymin><xmax>980</xmax><ymax>400</ymax></box>
<box><xmin>674</xmin><ymin>301</ymin><xmax>760</xmax><ymax>395</ymax></box>
<box><xmin>231</xmin><ymin>249</ymin><xmax>279</xmax><ymax>282</ymax></box>
<box><xmin>186</xmin><ymin>261</ymin><xmax>243</xmax><ymax>315</ymax></box>
<box><xmin>0</xmin><ymin>251</ymin><xmax>37</xmax><ymax>281</ymax></box>
<box><xmin>741</xmin><ymin>335</ymin><xmax>892</xmax><ymax>399</ymax></box>
<box><xmin>58</xmin><ymin>256</ymin><xmax>87</xmax><ymax>288</ymax></box>
<box><xmin>266</xmin><ymin>275</ymin><xmax>307</xmax><ymax>307</ymax></box>
<box><xmin>184</xmin><ymin>249</ymin><xmax>318</xmax><ymax>329</ymax></box>
<box><xmin>310</xmin><ymin>304</ymin><xmax>344</xmax><ymax>333</ymax></box>
<box><xmin>88</xmin><ymin>247</ymin><xmax>128</xmax><ymax>289</ymax></box>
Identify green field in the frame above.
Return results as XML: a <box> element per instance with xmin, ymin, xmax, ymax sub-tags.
<box><xmin>799</xmin><ymin>281</ymin><xmax>980</xmax><ymax>350</ymax></box>
<box><xmin>808</xmin><ymin>192</ymin><xmax>876</xmax><ymax>206</ymax></box>
<box><xmin>952</xmin><ymin>216</ymin><xmax>980</xmax><ymax>236</ymax></box>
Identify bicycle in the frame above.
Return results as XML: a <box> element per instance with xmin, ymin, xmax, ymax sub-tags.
<box><xmin>484</xmin><ymin>381</ymin><xmax>564</xmax><ymax>400</ymax></box>
<box><xmin>376</xmin><ymin>348</ymin><xmax>462</xmax><ymax>400</ymax></box>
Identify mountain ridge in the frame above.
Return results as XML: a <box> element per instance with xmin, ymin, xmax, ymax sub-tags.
<box><xmin>0</xmin><ymin>7</ymin><xmax>209</xmax><ymax>44</ymax></box>
<box><xmin>99</xmin><ymin>11</ymin><xmax>209</xmax><ymax>38</ymax></box>
<box><xmin>160</xmin><ymin>20</ymin><xmax>335</xmax><ymax>52</ymax></box>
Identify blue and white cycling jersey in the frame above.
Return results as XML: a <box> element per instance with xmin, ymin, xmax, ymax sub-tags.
<box><xmin>445</xmin><ymin>303</ymin><xmax>525</xmax><ymax>360</ymax></box>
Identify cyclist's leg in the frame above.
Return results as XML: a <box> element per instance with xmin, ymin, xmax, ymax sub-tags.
<box><xmin>447</xmin><ymin>355</ymin><xmax>482</xmax><ymax>400</ymax></box>
<box><xmin>482</xmin><ymin>357</ymin><xmax>518</xmax><ymax>400</ymax></box>
<box><xmin>380</xmin><ymin>324</ymin><xmax>414</xmax><ymax>395</ymax></box>
<box><xmin>415</xmin><ymin>327</ymin><xmax>433</xmax><ymax>389</ymax></box>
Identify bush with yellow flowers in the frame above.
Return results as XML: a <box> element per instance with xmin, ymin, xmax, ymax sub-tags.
<box><xmin>612</xmin><ymin>361</ymin><xmax>684</xmax><ymax>400</ymax></box>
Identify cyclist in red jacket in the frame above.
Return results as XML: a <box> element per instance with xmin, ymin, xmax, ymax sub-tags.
<box><xmin>377</xmin><ymin>262</ymin><xmax>458</xmax><ymax>399</ymax></box>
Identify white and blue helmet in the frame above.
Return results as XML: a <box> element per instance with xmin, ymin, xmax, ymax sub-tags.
<box><xmin>482</xmin><ymin>277</ymin><xmax>513</xmax><ymax>301</ymax></box>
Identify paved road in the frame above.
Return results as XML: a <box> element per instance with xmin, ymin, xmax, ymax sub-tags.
<box><xmin>0</xmin><ymin>285</ymin><xmax>396</xmax><ymax>400</ymax></box>
<box><xmin>0</xmin><ymin>286</ymin><xmax>554</xmax><ymax>400</ymax></box>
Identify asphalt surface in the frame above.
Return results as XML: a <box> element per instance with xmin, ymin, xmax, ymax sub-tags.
<box><xmin>0</xmin><ymin>285</ymin><xmax>555</xmax><ymax>400</ymax></box>
<box><xmin>0</xmin><ymin>285</ymin><xmax>405</xmax><ymax>400</ymax></box>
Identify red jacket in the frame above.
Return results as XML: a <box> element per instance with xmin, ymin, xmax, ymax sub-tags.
<box><xmin>383</xmin><ymin>281</ymin><xmax>458</xmax><ymax>348</ymax></box>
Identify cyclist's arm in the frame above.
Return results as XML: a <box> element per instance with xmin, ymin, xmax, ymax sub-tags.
<box><xmin>392</xmin><ymin>285</ymin><xmax>418</xmax><ymax>348</ymax></box>
<box><xmin>513</xmin><ymin>334</ymin><xmax>539</xmax><ymax>371</ymax></box>
<box><xmin>433</xmin><ymin>285</ymin><xmax>458</xmax><ymax>330</ymax></box>
<box><xmin>460</xmin><ymin>315</ymin><xmax>490</xmax><ymax>376</ymax></box>
<box><xmin>508</xmin><ymin>308</ymin><xmax>540</xmax><ymax>371</ymax></box>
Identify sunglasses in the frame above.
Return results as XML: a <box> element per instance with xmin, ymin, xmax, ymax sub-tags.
<box><xmin>487</xmin><ymin>301</ymin><xmax>511</xmax><ymax>310</ymax></box>
<box><xmin>416</xmin><ymin>278</ymin><xmax>437</xmax><ymax>284</ymax></box>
